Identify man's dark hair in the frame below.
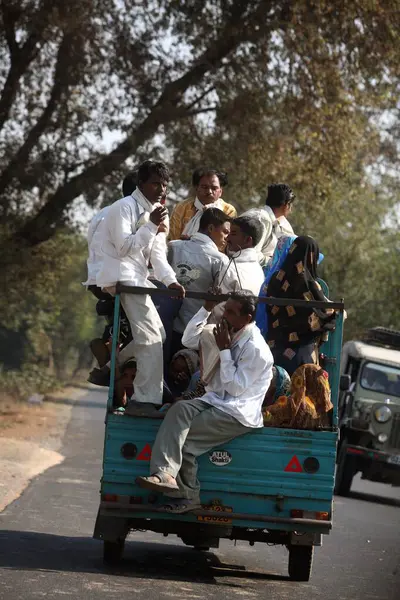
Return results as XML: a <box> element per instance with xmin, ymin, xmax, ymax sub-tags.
<box><xmin>229</xmin><ymin>290</ymin><xmax>258</xmax><ymax>321</ymax></box>
<box><xmin>199</xmin><ymin>207</ymin><xmax>231</xmax><ymax>232</ymax></box>
<box><xmin>192</xmin><ymin>167</ymin><xmax>228</xmax><ymax>188</ymax></box>
<box><xmin>137</xmin><ymin>160</ymin><xmax>169</xmax><ymax>184</ymax></box>
<box><xmin>232</xmin><ymin>216</ymin><xmax>264</xmax><ymax>247</ymax></box>
<box><xmin>122</xmin><ymin>170</ymin><xmax>138</xmax><ymax>196</ymax></box>
<box><xmin>265</xmin><ymin>183</ymin><xmax>295</xmax><ymax>208</ymax></box>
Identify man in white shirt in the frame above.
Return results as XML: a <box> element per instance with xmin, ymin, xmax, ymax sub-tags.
<box><xmin>209</xmin><ymin>215</ymin><xmax>265</xmax><ymax>324</ymax></box>
<box><xmin>137</xmin><ymin>291</ymin><xmax>273</xmax><ymax>512</ymax></box>
<box><xmin>93</xmin><ymin>160</ymin><xmax>184</xmax><ymax>410</ymax></box>
<box><xmin>167</xmin><ymin>207</ymin><xmax>231</xmax><ymax>357</ymax></box>
<box><xmin>84</xmin><ymin>171</ymin><xmax>138</xmax><ymax>298</ymax></box>
<box><xmin>242</xmin><ymin>183</ymin><xmax>296</xmax><ymax>265</ymax></box>
<box><xmin>84</xmin><ymin>171</ymin><xmax>138</xmax><ymax>367</ymax></box>
<box><xmin>220</xmin><ymin>215</ymin><xmax>265</xmax><ymax>294</ymax></box>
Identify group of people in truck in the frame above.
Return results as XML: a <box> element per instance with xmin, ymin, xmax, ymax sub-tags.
<box><xmin>83</xmin><ymin>159</ymin><xmax>336</xmax><ymax>513</ymax></box>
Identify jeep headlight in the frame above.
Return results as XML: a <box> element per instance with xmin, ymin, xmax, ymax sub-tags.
<box><xmin>374</xmin><ymin>406</ymin><xmax>392</xmax><ymax>423</ymax></box>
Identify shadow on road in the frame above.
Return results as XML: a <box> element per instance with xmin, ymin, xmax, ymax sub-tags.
<box><xmin>0</xmin><ymin>530</ymin><xmax>288</xmax><ymax>585</ymax></box>
<box><xmin>347</xmin><ymin>491</ymin><xmax>400</xmax><ymax>508</ymax></box>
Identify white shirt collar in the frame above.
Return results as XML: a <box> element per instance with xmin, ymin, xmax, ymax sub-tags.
<box><xmin>264</xmin><ymin>205</ymin><xmax>279</xmax><ymax>223</ymax></box>
<box><xmin>191</xmin><ymin>232</ymin><xmax>219</xmax><ymax>251</ymax></box>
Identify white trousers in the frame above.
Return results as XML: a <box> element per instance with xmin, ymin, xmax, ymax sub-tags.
<box><xmin>118</xmin><ymin>283</ymin><xmax>166</xmax><ymax>405</ymax></box>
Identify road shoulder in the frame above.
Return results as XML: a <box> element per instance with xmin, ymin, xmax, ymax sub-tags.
<box><xmin>0</xmin><ymin>384</ymin><xmax>90</xmax><ymax>512</ymax></box>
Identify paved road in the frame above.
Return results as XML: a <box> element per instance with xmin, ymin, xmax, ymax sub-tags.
<box><xmin>0</xmin><ymin>386</ymin><xmax>399</xmax><ymax>600</ymax></box>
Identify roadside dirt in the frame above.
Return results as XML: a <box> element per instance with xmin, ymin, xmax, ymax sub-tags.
<box><xmin>0</xmin><ymin>384</ymin><xmax>89</xmax><ymax>512</ymax></box>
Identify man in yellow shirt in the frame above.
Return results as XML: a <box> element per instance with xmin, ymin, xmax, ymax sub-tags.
<box><xmin>169</xmin><ymin>168</ymin><xmax>236</xmax><ymax>244</ymax></box>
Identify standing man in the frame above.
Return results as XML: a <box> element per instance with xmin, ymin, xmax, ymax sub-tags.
<box><xmin>83</xmin><ymin>170</ymin><xmax>138</xmax><ymax>299</ymax></box>
<box><xmin>136</xmin><ymin>291</ymin><xmax>274</xmax><ymax>512</ymax></box>
<box><xmin>242</xmin><ymin>183</ymin><xmax>296</xmax><ymax>265</ymax></box>
<box><xmin>84</xmin><ymin>171</ymin><xmax>138</xmax><ymax>367</ymax></box>
<box><xmin>169</xmin><ymin>168</ymin><xmax>236</xmax><ymax>246</ymax></box>
<box><xmin>93</xmin><ymin>160</ymin><xmax>184</xmax><ymax>412</ymax></box>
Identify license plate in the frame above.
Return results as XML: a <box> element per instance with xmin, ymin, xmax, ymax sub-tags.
<box><xmin>387</xmin><ymin>454</ymin><xmax>400</xmax><ymax>466</ymax></box>
<box><xmin>197</xmin><ymin>505</ymin><xmax>233</xmax><ymax>524</ymax></box>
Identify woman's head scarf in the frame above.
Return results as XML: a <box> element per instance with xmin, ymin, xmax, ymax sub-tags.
<box><xmin>266</xmin><ymin>236</ymin><xmax>335</xmax><ymax>347</ymax></box>
<box><xmin>256</xmin><ymin>235</ymin><xmax>296</xmax><ymax>336</ymax></box>
<box><xmin>256</xmin><ymin>235</ymin><xmax>324</xmax><ymax>337</ymax></box>
<box><xmin>171</xmin><ymin>349</ymin><xmax>199</xmax><ymax>377</ymax></box>
<box><xmin>263</xmin><ymin>363</ymin><xmax>333</xmax><ymax>429</ymax></box>
<box><xmin>289</xmin><ymin>364</ymin><xmax>333</xmax><ymax>427</ymax></box>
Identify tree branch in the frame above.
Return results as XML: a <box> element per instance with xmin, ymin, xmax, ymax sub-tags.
<box><xmin>1</xmin><ymin>2</ymin><xmax>20</xmax><ymax>59</ymax></box>
<box><xmin>0</xmin><ymin>0</ymin><xmax>55</xmax><ymax>132</ymax></box>
<box><xmin>16</xmin><ymin>1</ymin><xmax>289</xmax><ymax>245</ymax></box>
<box><xmin>0</xmin><ymin>34</ymin><xmax>73</xmax><ymax>208</ymax></box>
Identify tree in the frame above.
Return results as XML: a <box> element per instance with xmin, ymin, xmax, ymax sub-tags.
<box><xmin>0</xmin><ymin>0</ymin><xmax>398</xmax><ymax>245</ymax></box>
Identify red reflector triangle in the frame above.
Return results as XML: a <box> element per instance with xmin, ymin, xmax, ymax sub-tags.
<box><xmin>284</xmin><ymin>455</ymin><xmax>303</xmax><ymax>473</ymax></box>
<box><xmin>137</xmin><ymin>443</ymin><xmax>152</xmax><ymax>461</ymax></box>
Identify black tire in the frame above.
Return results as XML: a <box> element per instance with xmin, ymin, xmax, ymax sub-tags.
<box><xmin>103</xmin><ymin>539</ymin><xmax>125</xmax><ymax>566</ymax></box>
<box><xmin>288</xmin><ymin>545</ymin><xmax>314</xmax><ymax>582</ymax></box>
<box><xmin>335</xmin><ymin>441</ymin><xmax>356</xmax><ymax>496</ymax></box>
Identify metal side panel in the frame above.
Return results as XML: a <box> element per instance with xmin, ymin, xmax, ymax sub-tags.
<box><xmin>101</xmin><ymin>415</ymin><xmax>336</xmax><ymax>530</ymax></box>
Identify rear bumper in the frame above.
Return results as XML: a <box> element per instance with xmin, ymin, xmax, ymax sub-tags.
<box><xmin>99</xmin><ymin>501</ymin><xmax>332</xmax><ymax>531</ymax></box>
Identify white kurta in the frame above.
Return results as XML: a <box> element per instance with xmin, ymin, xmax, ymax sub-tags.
<box><xmin>96</xmin><ymin>191</ymin><xmax>176</xmax><ymax>289</ymax></box>
<box><xmin>182</xmin><ymin>307</ymin><xmax>273</xmax><ymax>428</ymax></box>
<box><xmin>209</xmin><ymin>247</ymin><xmax>265</xmax><ymax>324</ymax></box>
<box><xmin>83</xmin><ymin>205</ymin><xmax>110</xmax><ymax>286</ymax></box>
<box><xmin>96</xmin><ymin>189</ymin><xmax>177</xmax><ymax>405</ymax></box>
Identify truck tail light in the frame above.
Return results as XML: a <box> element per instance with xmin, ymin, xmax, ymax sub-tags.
<box><xmin>102</xmin><ymin>493</ymin><xmax>118</xmax><ymax>502</ymax></box>
<box><xmin>291</xmin><ymin>509</ymin><xmax>330</xmax><ymax>520</ymax></box>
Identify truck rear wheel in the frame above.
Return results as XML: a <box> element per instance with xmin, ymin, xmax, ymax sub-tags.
<box><xmin>335</xmin><ymin>441</ymin><xmax>356</xmax><ymax>496</ymax></box>
<box><xmin>103</xmin><ymin>539</ymin><xmax>125</xmax><ymax>565</ymax></box>
<box><xmin>288</xmin><ymin>545</ymin><xmax>314</xmax><ymax>581</ymax></box>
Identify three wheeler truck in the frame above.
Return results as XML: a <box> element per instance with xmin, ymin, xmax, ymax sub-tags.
<box><xmin>94</xmin><ymin>284</ymin><xmax>345</xmax><ymax>581</ymax></box>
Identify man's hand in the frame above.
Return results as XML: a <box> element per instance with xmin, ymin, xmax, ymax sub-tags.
<box><xmin>157</xmin><ymin>222</ymin><xmax>168</xmax><ymax>234</ymax></box>
<box><xmin>204</xmin><ymin>286</ymin><xmax>221</xmax><ymax>312</ymax></box>
<box><xmin>150</xmin><ymin>205</ymin><xmax>168</xmax><ymax>226</ymax></box>
<box><xmin>213</xmin><ymin>320</ymin><xmax>232</xmax><ymax>351</ymax></box>
<box><xmin>168</xmin><ymin>282</ymin><xmax>185</xmax><ymax>298</ymax></box>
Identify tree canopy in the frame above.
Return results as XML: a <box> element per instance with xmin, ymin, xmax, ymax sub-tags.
<box><xmin>0</xmin><ymin>0</ymin><xmax>399</xmax><ymax>386</ymax></box>
<box><xmin>0</xmin><ymin>0</ymin><xmax>399</xmax><ymax>242</ymax></box>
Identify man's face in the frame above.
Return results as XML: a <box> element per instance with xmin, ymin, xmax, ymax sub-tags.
<box><xmin>208</xmin><ymin>221</ymin><xmax>230</xmax><ymax>248</ymax></box>
<box><xmin>222</xmin><ymin>298</ymin><xmax>252</xmax><ymax>332</ymax></box>
<box><xmin>139</xmin><ymin>174</ymin><xmax>168</xmax><ymax>204</ymax></box>
<box><xmin>227</xmin><ymin>224</ymin><xmax>252</xmax><ymax>253</ymax></box>
<box><xmin>121</xmin><ymin>366</ymin><xmax>137</xmax><ymax>397</ymax></box>
<box><xmin>282</xmin><ymin>201</ymin><xmax>293</xmax><ymax>218</ymax></box>
<box><xmin>169</xmin><ymin>356</ymin><xmax>190</xmax><ymax>385</ymax></box>
<box><xmin>196</xmin><ymin>174</ymin><xmax>222</xmax><ymax>205</ymax></box>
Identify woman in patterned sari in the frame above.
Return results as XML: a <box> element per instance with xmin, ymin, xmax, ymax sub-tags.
<box><xmin>263</xmin><ymin>364</ymin><xmax>333</xmax><ymax>429</ymax></box>
<box><xmin>266</xmin><ymin>236</ymin><xmax>335</xmax><ymax>375</ymax></box>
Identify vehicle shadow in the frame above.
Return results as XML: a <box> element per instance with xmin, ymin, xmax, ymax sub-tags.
<box><xmin>347</xmin><ymin>491</ymin><xmax>400</xmax><ymax>508</ymax></box>
<box><xmin>0</xmin><ymin>530</ymin><xmax>288</xmax><ymax>585</ymax></box>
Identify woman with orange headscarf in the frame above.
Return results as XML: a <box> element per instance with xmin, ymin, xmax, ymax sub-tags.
<box><xmin>263</xmin><ymin>363</ymin><xmax>333</xmax><ymax>429</ymax></box>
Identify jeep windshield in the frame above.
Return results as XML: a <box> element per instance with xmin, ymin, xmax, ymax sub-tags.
<box><xmin>360</xmin><ymin>362</ymin><xmax>400</xmax><ymax>398</ymax></box>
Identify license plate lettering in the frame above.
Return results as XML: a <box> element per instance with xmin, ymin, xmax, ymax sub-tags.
<box><xmin>197</xmin><ymin>504</ymin><xmax>233</xmax><ymax>524</ymax></box>
<box><xmin>387</xmin><ymin>454</ymin><xmax>400</xmax><ymax>465</ymax></box>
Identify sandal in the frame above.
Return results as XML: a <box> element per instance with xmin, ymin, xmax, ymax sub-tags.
<box><xmin>158</xmin><ymin>498</ymin><xmax>202</xmax><ymax>514</ymax></box>
<box><xmin>136</xmin><ymin>472</ymin><xmax>180</xmax><ymax>493</ymax></box>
